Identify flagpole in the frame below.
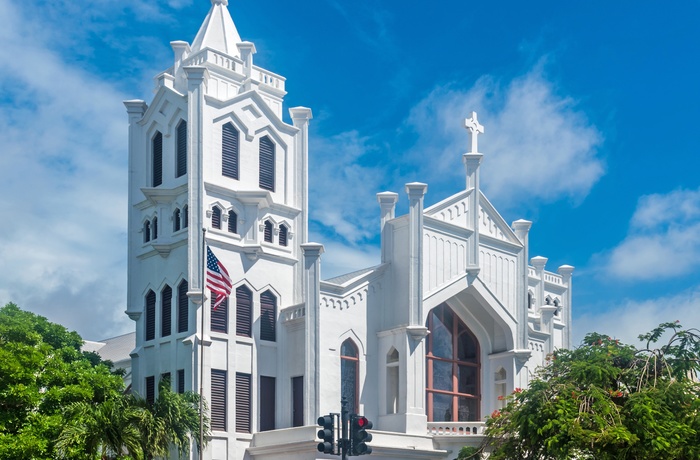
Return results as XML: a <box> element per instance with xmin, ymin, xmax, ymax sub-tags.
<box><xmin>199</xmin><ymin>228</ymin><xmax>206</xmax><ymax>459</ymax></box>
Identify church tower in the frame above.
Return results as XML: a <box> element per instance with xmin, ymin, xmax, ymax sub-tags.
<box><xmin>124</xmin><ymin>1</ymin><xmax>313</xmax><ymax>458</ymax></box>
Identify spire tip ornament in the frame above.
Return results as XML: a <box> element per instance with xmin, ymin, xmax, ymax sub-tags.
<box><xmin>464</xmin><ymin>111</ymin><xmax>484</xmax><ymax>154</ymax></box>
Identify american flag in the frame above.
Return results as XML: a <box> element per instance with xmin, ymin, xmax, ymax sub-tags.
<box><xmin>206</xmin><ymin>246</ymin><xmax>232</xmax><ymax>309</ymax></box>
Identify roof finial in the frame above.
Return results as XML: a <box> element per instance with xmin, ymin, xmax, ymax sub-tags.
<box><xmin>211</xmin><ymin>0</ymin><xmax>228</xmax><ymax>5</ymax></box>
<box><xmin>464</xmin><ymin>111</ymin><xmax>484</xmax><ymax>154</ymax></box>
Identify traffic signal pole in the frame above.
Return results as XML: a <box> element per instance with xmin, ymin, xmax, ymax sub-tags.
<box><xmin>340</xmin><ymin>397</ymin><xmax>349</xmax><ymax>460</ymax></box>
<box><xmin>318</xmin><ymin>397</ymin><xmax>372</xmax><ymax>458</ymax></box>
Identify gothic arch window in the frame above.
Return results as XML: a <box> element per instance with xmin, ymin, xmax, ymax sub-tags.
<box><xmin>177</xmin><ymin>280</ymin><xmax>189</xmax><ymax>333</ymax></box>
<box><xmin>228</xmin><ymin>210</ymin><xmax>238</xmax><ymax>234</ymax></box>
<box><xmin>341</xmin><ymin>339</ymin><xmax>359</xmax><ymax>415</ymax></box>
<box><xmin>527</xmin><ymin>291</ymin><xmax>534</xmax><ymax>310</ymax></box>
<box><xmin>173</xmin><ymin>208</ymin><xmax>181</xmax><ymax>232</ymax></box>
<box><xmin>545</xmin><ymin>296</ymin><xmax>552</xmax><ymax>306</ymax></box>
<box><xmin>183</xmin><ymin>205</ymin><xmax>189</xmax><ymax>228</ymax></box>
<box><xmin>260</xmin><ymin>290</ymin><xmax>277</xmax><ymax>342</ymax></box>
<box><xmin>152</xmin><ymin>131</ymin><xmax>163</xmax><ymax>187</ymax></box>
<box><xmin>263</xmin><ymin>220</ymin><xmax>273</xmax><ymax>243</ymax></box>
<box><xmin>176</xmin><ymin>120</ymin><xmax>187</xmax><ymax>178</ymax></box>
<box><xmin>259</xmin><ymin>136</ymin><xmax>275</xmax><ymax>191</ymax></box>
<box><xmin>278</xmin><ymin>224</ymin><xmax>288</xmax><ymax>247</ymax></box>
<box><xmin>161</xmin><ymin>285</ymin><xmax>172</xmax><ymax>337</ymax></box>
<box><xmin>212</xmin><ymin>207</ymin><xmax>222</xmax><ymax>230</ymax></box>
<box><xmin>143</xmin><ymin>220</ymin><xmax>151</xmax><ymax>243</ymax></box>
<box><xmin>235</xmin><ymin>285</ymin><xmax>252</xmax><ymax>337</ymax></box>
<box><xmin>222</xmin><ymin>122</ymin><xmax>239</xmax><ymax>180</ymax></box>
<box><xmin>495</xmin><ymin>368</ymin><xmax>507</xmax><ymax>409</ymax></box>
<box><xmin>553</xmin><ymin>298</ymin><xmax>560</xmax><ymax>316</ymax></box>
<box><xmin>211</xmin><ymin>296</ymin><xmax>228</xmax><ymax>333</ymax></box>
<box><xmin>386</xmin><ymin>348</ymin><xmax>399</xmax><ymax>414</ymax></box>
<box><xmin>152</xmin><ymin>217</ymin><xmax>158</xmax><ymax>240</ymax></box>
<box><xmin>426</xmin><ymin>304</ymin><xmax>480</xmax><ymax>422</ymax></box>
<box><xmin>145</xmin><ymin>290</ymin><xmax>156</xmax><ymax>341</ymax></box>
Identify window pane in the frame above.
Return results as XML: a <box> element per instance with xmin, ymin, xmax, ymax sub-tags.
<box><xmin>458</xmin><ymin>331</ymin><xmax>478</xmax><ymax>362</ymax></box>
<box><xmin>341</xmin><ymin>358</ymin><xmax>358</xmax><ymax>415</ymax></box>
<box><xmin>432</xmin><ymin>360</ymin><xmax>453</xmax><ymax>392</ymax></box>
<box><xmin>458</xmin><ymin>397</ymin><xmax>478</xmax><ymax>422</ymax></box>
<box><xmin>458</xmin><ymin>365</ymin><xmax>478</xmax><ymax>395</ymax></box>
<box><xmin>431</xmin><ymin>392</ymin><xmax>453</xmax><ymax>422</ymax></box>
<box><xmin>430</xmin><ymin>310</ymin><xmax>453</xmax><ymax>359</ymax></box>
<box><xmin>260</xmin><ymin>376</ymin><xmax>275</xmax><ymax>431</ymax></box>
<box><xmin>341</xmin><ymin>340</ymin><xmax>358</xmax><ymax>358</ymax></box>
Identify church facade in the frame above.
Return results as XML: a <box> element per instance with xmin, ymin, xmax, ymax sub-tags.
<box><xmin>124</xmin><ymin>1</ymin><xmax>574</xmax><ymax>459</ymax></box>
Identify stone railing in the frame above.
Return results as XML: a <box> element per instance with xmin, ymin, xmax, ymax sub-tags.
<box><xmin>281</xmin><ymin>304</ymin><xmax>305</xmax><ymax>322</ymax></box>
<box><xmin>427</xmin><ymin>421</ymin><xmax>486</xmax><ymax>436</ymax></box>
<box><xmin>182</xmin><ymin>49</ymin><xmax>286</xmax><ymax>91</ymax></box>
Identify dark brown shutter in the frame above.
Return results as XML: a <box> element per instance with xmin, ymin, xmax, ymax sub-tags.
<box><xmin>176</xmin><ymin>121</ymin><xmax>187</xmax><ymax>178</ymax></box>
<box><xmin>260</xmin><ymin>291</ymin><xmax>276</xmax><ymax>342</ymax></box>
<box><xmin>177</xmin><ymin>369</ymin><xmax>185</xmax><ymax>394</ymax></box>
<box><xmin>212</xmin><ymin>207</ymin><xmax>221</xmax><ymax>230</ymax></box>
<box><xmin>236</xmin><ymin>285</ymin><xmax>252</xmax><ymax>337</ymax></box>
<box><xmin>173</xmin><ymin>208</ymin><xmax>181</xmax><ymax>232</ymax></box>
<box><xmin>178</xmin><ymin>280</ymin><xmax>189</xmax><ymax>333</ymax></box>
<box><xmin>146</xmin><ymin>376</ymin><xmax>155</xmax><ymax>405</ymax></box>
<box><xmin>152</xmin><ymin>217</ymin><xmax>158</xmax><ymax>240</ymax></box>
<box><xmin>222</xmin><ymin>123</ymin><xmax>239</xmax><ymax>180</ymax></box>
<box><xmin>152</xmin><ymin>131</ymin><xmax>162</xmax><ymax>187</ymax></box>
<box><xmin>228</xmin><ymin>210</ymin><xmax>237</xmax><ymax>234</ymax></box>
<box><xmin>145</xmin><ymin>290</ymin><xmax>156</xmax><ymax>341</ymax></box>
<box><xmin>292</xmin><ymin>376</ymin><xmax>303</xmax><ymax>427</ymax></box>
<box><xmin>279</xmin><ymin>225</ymin><xmax>288</xmax><ymax>247</ymax></box>
<box><xmin>183</xmin><ymin>205</ymin><xmax>189</xmax><ymax>228</ymax></box>
<box><xmin>260</xmin><ymin>376</ymin><xmax>276</xmax><ymax>431</ymax></box>
<box><xmin>211</xmin><ymin>369</ymin><xmax>227</xmax><ymax>431</ymax></box>
<box><xmin>235</xmin><ymin>373</ymin><xmax>251</xmax><ymax>433</ymax></box>
<box><xmin>144</xmin><ymin>221</ymin><xmax>151</xmax><ymax>243</ymax></box>
<box><xmin>161</xmin><ymin>285</ymin><xmax>172</xmax><ymax>337</ymax></box>
<box><xmin>211</xmin><ymin>295</ymin><xmax>228</xmax><ymax>333</ymax></box>
<box><xmin>263</xmin><ymin>220</ymin><xmax>273</xmax><ymax>243</ymax></box>
<box><xmin>259</xmin><ymin>136</ymin><xmax>275</xmax><ymax>191</ymax></box>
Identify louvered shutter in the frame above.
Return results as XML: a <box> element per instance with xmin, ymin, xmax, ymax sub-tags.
<box><xmin>222</xmin><ymin>123</ymin><xmax>239</xmax><ymax>179</ymax></box>
<box><xmin>235</xmin><ymin>373</ymin><xmax>251</xmax><ymax>433</ymax></box>
<box><xmin>183</xmin><ymin>205</ymin><xmax>189</xmax><ymax>228</ymax></box>
<box><xmin>260</xmin><ymin>376</ymin><xmax>276</xmax><ymax>431</ymax></box>
<box><xmin>259</xmin><ymin>136</ymin><xmax>275</xmax><ymax>191</ymax></box>
<box><xmin>177</xmin><ymin>369</ymin><xmax>185</xmax><ymax>394</ymax></box>
<box><xmin>153</xmin><ymin>132</ymin><xmax>162</xmax><ymax>187</ymax></box>
<box><xmin>212</xmin><ymin>207</ymin><xmax>221</xmax><ymax>230</ymax></box>
<box><xmin>152</xmin><ymin>217</ymin><xmax>158</xmax><ymax>240</ymax></box>
<box><xmin>263</xmin><ymin>220</ymin><xmax>273</xmax><ymax>243</ymax></box>
<box><xmin>146</xmin><ymin>376</ymin><xmax>155</xmax><ymax>405</ymax></box>
<box><xmin>236</xmin><ymin>286</ymin><xmax>252</xmax><ymax>337</ymax></box>
<box><xmin>279</xmin><ymin>225</ymin><xmax>288</xmax><ymax>247</ymax></box>
<box><xmin>260</xmin><ymin>291</ymin><xmax>276</xmax><ymax>342</ymax></box>
<box><xmin>173</xmin><ymin>208</ymin><xmax>181</xmax><ymax>232</ymax></box>
<box><xmin>211</xmin><ymin>369</ymin><xmax>227</xmax><ymax>431</ymax></box>
<box><xmin>178</xmin><ymin>280</ymin><xmax>189</xmax><ymax>333</ymax></box>
<box><xmin>145</xmin><ymin>290</ymin><xmax>156</xmax><ymax>341</ymax></box>
<box><xmin>144</xmin><ymin>221</ymin><xmax>151</xmax><ymax>243</ymax></box>
<box><xmin>228</xmin><ymin>211</ymin><xmax>237</xmax><ymax>234</ymax></box>
<box><xmin>176</xmin><ymin>121</ymin><xmax>187</xmax><ymax>178</ymax></box>
<box><xmin>161</xmin><ymin>285</ymin><xmax>172</xmax><ymax>337</ymax></box>
<box><xmin>211</xmin><ymin>295</ymin><xmax>228</xmax><ymax>333</ymax></box>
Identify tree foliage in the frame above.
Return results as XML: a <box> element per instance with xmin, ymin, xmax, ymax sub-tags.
<box><xmin>485</xmin><ymin>322</ymin><xmax>700</xmax><ymax>459</ymax></box>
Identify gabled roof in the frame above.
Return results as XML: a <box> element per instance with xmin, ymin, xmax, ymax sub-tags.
<box><xmin>83</xmin><ymin>332</ymin><xmax>135</xmax><ymax>365</ymax></box>
<box><xmin>190</xmin><ymin>0</ymin><xmax>242</xmax><ymax>57</ymax></box>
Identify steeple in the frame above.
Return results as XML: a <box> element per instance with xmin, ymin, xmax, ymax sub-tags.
<box><xmin>190</xmin><ymin>0</ymin><xmax>242</xmax><ymax>57</ymax></box>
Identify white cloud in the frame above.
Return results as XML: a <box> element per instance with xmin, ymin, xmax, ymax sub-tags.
<box><xmin>574</xmin><ymin>287</ymin><xmax>700</xmax><ymax>347</ymax></box>
<box><xmin>404</xmin><ymin>68</ymin><xmax>604</xmax><ymax>208</ymax></box>
<box><xmin>604</xmin><ymin>188</ymin><xmax>700</xmax><ymax>280</ymax></box>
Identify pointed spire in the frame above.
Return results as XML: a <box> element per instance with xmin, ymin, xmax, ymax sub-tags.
<box><xmin>190</xmin><ymin>0</ymin><xmax>243</xmax><ymax>57</ymax></box>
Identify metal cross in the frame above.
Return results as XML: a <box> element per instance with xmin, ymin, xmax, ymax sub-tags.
<box><xmin>464</xmin><ymin>111</ymin><xmax>484</xmax><ymax>153</ymax></box>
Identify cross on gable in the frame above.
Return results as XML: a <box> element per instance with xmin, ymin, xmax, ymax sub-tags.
<box><xmin>464</xmin><ymin>111</ymin><xmax>484</xmax><ymax>153</ymax></box>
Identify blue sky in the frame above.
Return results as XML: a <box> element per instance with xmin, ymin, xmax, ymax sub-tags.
<box><xmin>1</xmin><ymin>0</ymin><xmax>699</xmax><ymax>345</ymax></box>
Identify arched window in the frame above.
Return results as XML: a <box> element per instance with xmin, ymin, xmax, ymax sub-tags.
<box><xmin>161</xmin><ymin>285</ymin><xmax>172</xmax><ymax>337</ymax></box>
<box><xmin>236</xmin><ymin>285</ymin><xmax>252</xmax><ymax>337</ymax></box>
<box><xmin>259</xmin><ymin>136</ymin><xmax>275</xmax><ymax>191</ymax></box>
<box><xmin>152</xmin><ymin>217</ymin><xmax>158</xmax><ymax>240</ymax></box>
<box><xmin>177</xmin><ymin>280</ymin><xmax>189</xmax><ymax>333</ymax></box>
<box><xmin>228</xmin><ymin>210</ymin><xmax>237</xmax><ymax>234</ymax></box>
<box><xmin>279</xmin><ymin>224</ymin><xmax>288</xmax><ymax>247</ymax></box>
<box><xmin>143</xmin><ymin>220</ymin><xmax>151</xmax><ymax>243</ymax></box>
<box><xmin>222</xmin><ymin>122</ymin><xmax>239</xmax><ymax>180</ymax></box>
<box><xmin>145</xmin><ymin>290</ymin><xmax>156</xmax><ymax>341</ymax></box>
<box><xmin>260</xmin><ymin>290</ymin><xmax>276</xmax><ymax>342</ymax></box>
<box><xmin>341</xmin><ymin>339</ymin><xmax>359</xmax><ymax>415</ymax></box>
<box><xmin>527</xmin><ymin>291</ymin><xmax>534</xmax><ymax>309</ymax></box>
<box><xmin>212</xmin><ymin>207</ymin><xmax>221</xmax><ymax>230</ymax></box>
<box><xmin>495</xmin><ymin>368</ymin><xmax>507</xmax><ymax>409</ymax></box>
<box><xmin>176</xmin><ymin>120</ymin><xmax>187</xmax><ymax>178</ymax></box>
<box><xmin>263</xmin><ymin>220</ymin><xmax>273</xmax><ymax>243</ymax></box>
<box><xmin>173</xmin><ymin>208</ymin><xmax>181</xmax><ymax>232</ymax></box>
<box><xmin>152</xmin><ymin>131</ymin><xmax>163</xmax><ymax>187</ymax></box>
<box><xmin>426</xmin><ymin>304</ymin><xmax>480</xmax><ymax>422</ymax></box>
<box><xmin>386</xmin><ymin>348</ymin><xmax>399</xmax><ymax>414</ymax></box>
<box><xmin>183</xmin><ymin>205</ymin><xmax>189</xmax><ymax>228</ymax></box>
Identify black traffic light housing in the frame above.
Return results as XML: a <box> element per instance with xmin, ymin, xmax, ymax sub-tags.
<box><xmin>350</xmin><ymin>415</ymin><xmax>373</xmax><ymax>455</ymax></box>
<box><xmin>317</xmin><ymin>415</ymin><xmax>335</xmax><ymax>454</ymax></box>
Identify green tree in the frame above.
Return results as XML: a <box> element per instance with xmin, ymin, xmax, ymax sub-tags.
<box><xmin>485</xmin><ymin>322</ymin><xmax>700</xmax><ymax>460</ymax></box>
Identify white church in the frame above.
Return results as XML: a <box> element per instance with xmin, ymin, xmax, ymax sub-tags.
<box><xmin>123</xmin><ymin>1</ymin><xmax>574</xmax><ymax>458</ymax></box>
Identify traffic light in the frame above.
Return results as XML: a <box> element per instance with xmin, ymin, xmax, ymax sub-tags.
<box><xmin>317</xmin><ymin>415</ymin><xmax>335</xmax><ymax>454</ymax></box>
<box><xmin>350</xmin><ymin>415</ymin><xmax>373</xmax><ymax>455</ymax></box>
